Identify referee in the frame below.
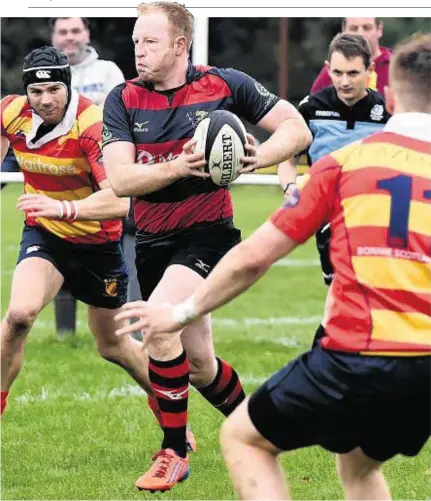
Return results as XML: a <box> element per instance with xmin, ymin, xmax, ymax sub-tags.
<box><xmin>279</xmin><ymin>33</ymin><xmax>390</xmax><ymax>286</ymax></box>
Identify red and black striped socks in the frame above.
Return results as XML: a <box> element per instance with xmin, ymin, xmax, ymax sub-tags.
<box><xmin>197</xmin><ymin>358</ymin><xmax>245</xmax><ymax>416</ymax></box>
<box><xmin>149</xmin><ymin>351</ymin><xmax>189</xmax><ymax>458</ymax></box>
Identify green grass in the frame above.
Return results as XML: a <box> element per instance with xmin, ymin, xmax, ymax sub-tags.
<box><xmin>1</xmin><ymin>184</ymin><xmax>429</xmax><ymax>500</ymax></box>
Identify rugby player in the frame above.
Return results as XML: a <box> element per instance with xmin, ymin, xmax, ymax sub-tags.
<box><xmin>0</xmin><ymin>47</ymin><xmax>154</xmax><ymax>425</ymax></box>
<box><xmin>103</xmin><ymin>1</ymin><xmax>312</xmax><ymax>491</ymax></box>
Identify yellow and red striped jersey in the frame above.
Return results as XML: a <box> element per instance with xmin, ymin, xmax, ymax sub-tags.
<box><xmin>1</xmin><ymin>93</ymin><xmax>122</xmax><ymax>244</ymax></box>
<box><xmin>271</xmin><ymin>120</ymin><xmax>431</xmax><ymax>356</ymax></box>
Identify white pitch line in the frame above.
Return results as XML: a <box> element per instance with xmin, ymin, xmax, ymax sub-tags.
<box><xmin>213</xmin><ymin>316</ymin><xmax>321</xmax><ymax>327</ymax></box>
<box><xmin>13</xmin><ymin>376</ymin><xmax>270</xmax><ymax>406</ymax></box>
<box><xmin>5</xmin><ymin>244</ymin><xmax>19</xmax><ymax>253</ymax></box>
<box><xmin>31</xmin><ymin>316</ymin><xmax>321</xmax><ymax>332</ymax></box>
<box><xmin>1</xmin><ymin>258</ymin><xmax>319</xmax><ymax>279</ymax></box>
<box><xmin>273</xmin><ymin>258</ymin><xmax>320</xmax><ymax>267</ymax></box>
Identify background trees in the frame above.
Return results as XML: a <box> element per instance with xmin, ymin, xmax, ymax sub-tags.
<box><xmin>2</xmin><ymin>16</ymin><xmax>429</xmax><ymax>104</ymax></box>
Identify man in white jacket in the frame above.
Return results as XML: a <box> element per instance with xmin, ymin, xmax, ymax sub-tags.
<box><xmin>51</xmin><ymin>17</ymin><xmax>125</xmax><ymax>107</ymax></box>
<box><xmin>51</xmin><ymin>17</ymin><xmax>127</xmax><ymax>335</ymax></box>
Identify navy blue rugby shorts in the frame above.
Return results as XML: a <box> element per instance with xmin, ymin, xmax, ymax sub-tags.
<box><xmin>135</xmin><ymin>222</ymin><xmax>241</xmax><ymax>300</ymax></box>
<box><xmin>248</xmin><ymin>326</ymin><xmax>431</xmax><ymax>462</ymax></box>
<box><xmin>17</xmin><ymin>224</ymin><xmax>128</xmax><ymax>309</ymax></box>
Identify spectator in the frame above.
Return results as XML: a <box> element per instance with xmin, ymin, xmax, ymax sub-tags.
<box><xmin>50</xmin><ymin>17</ymin><xmax>125</xmax><ymax>107</ymax></box>
<box><xmin>311</xmin><ymin>18</ymin><xmax>392</xmax><ymax>94</ymax></box>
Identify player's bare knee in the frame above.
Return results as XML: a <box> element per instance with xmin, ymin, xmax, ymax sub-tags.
<box><xmin>148</xmin><ymin>334</ymin><xmax>179</xmax><ymax>360</ymax></box>
<box><xmin>5</xmin><ymin>306</ymin><xmax>38</xmax><ymax>336</ymax></box>
<box><xmin>336</xmin><ymin>452</ymin><xmax>380</xmax><ymax>483</ymax></box>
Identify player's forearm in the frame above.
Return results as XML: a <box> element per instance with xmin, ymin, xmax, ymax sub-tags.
<box><xmin>257</xmin><ymin>119</ymin><xmax>312</xmax><ymax>169</ymax></box>
<box><xmin>278</xmin><ymin>157</ymin><xmax>298</xmax><ymax>191</ymax></box>
<box><xmin>108</xmin><ymin>161</ymin><xmax>180</xmax><ymax>197</ymax></box>
<box><xmin>74</xmin><ymin>188</ymin><xmax>129</xmax><ymax>220</ymax></box>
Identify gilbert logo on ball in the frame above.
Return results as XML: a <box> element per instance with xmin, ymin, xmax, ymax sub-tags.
<box><xmin>193</xmin><ymin>110</ymin><xmax>247</xmax><ymax>186</ymax></box>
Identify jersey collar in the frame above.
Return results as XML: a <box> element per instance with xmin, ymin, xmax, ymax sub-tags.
<box><xmin>332</xmin><ymin>86</ymin><xmax>373</xmax><ymax>110</ymax></box>
<box><xmin>26</xmin><ymin>90</ymin><xmax>79</xmax><ymax>150</ymax></box>
<box><xmin>384</xmin><ymin>113</ymin><xmax>431</xmax><ymax>142</ymax></box>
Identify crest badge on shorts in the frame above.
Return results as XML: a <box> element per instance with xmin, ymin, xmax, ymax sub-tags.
<box><xmin>104</xmin><ymin>278</ymin><xmax>118</xmax><ymax>297</ymax></box>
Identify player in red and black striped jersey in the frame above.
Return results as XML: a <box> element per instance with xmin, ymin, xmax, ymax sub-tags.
<box><xmin>0</xmin><ymin>47</ymin><xmax>155</xmax><ymax>422</ymax></box>
<box><xmin>118</xmin><ymin>33</ymin><xmax>431</xmax><ymax>500</ymax></box>
<box><xmin>103</xmin><ymin>2</ymin><xmax>312</xmax><ymax>492</ymax></box>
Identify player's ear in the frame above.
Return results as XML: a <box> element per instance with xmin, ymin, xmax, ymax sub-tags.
<box><xmin>369</xmin><ymin>61</ymin><xmax>376</xmax><ymax>72</ymax></box>
<box><xmin>324</xmin><ymin>60</ymin><xmax>330</xmax><ymax>70</ymax></box>
<box><xmin>174</xmin><ymin>35</ymin><xmax>187</xmax><ymax>56</ymax></box>
<box><xmin>384</xmin><ymin>86</ymin><xmax>394</xmax><ymax>115</ymax></box>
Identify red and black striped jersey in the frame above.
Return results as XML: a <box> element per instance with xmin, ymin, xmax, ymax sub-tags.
<box><xmin>271</xmin><ymin>114</ymin><xmax>431</xmax><ymax>356</ymax></box>
<box><xmin>102</xmin><ymin>64</ymin><xmax>279</xmax><ymax>234</ymax></box>
<box><xmin>1</xmin><ymin>92</ymin><xmax>122</xmax><ymax>244</ymax></box>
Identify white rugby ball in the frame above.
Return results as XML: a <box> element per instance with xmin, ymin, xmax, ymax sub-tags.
<box><xmin>193</xmin><ymin>110</ymin><xmax>247</xmax><ymax>186</ymax></box>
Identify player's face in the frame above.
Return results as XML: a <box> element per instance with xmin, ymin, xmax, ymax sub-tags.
<box><xmin>132</xmin><ymin>11</ymin><xmax>177</xmax><ymax>84</ymax></box>
<box><xmin>344</xmin><ymin>17</ymin><xmax>382</xmax><ymax>56</ymax></box>
<box><xmin>27</xmin><ymin>83</ymin><xmax>68</xmax><ymax>124</ymax></box>
<box><xmin>51</xmin><ymin>18</ymin><xmax>90</xmax><ymax>65</ymax></box>
<box><xmin>328</xmin><ymin>52</ymin><xmax>370</xmax><ymax>106</ymax></box>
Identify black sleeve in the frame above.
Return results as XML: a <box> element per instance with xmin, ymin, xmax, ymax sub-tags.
<box><xmin>211</xmin><ymin>68</ymin><xmax>280</xmax><ymax>125</ymax></box>
<box><xmin>102</xmin><ymin>83</ymin><xmax>133</xmax><ymax>148</ymax></box>
<box><xmin>297</xmin><ymin>95</ymin><xmax>311</xmax><ymax>126</ymax></box>
<box><xmin>296</xmin><ymin>95</ymin><xmax>313</xmax><ymax>160</ymax></box>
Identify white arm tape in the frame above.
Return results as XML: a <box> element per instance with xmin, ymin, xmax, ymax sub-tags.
<box><xmin>57</xmin><ymin>201</ymin><xmax>64</xmax><ymax>219</ymax></box>
<box><xmin>172</xmin><ymin>296</ymin><xmax>199</xmax><ymax>326</ymax></box>
<box><xmin>64</xmin><ymin>201</ymin><xmax>72</xmax><ymax>218</ymax></box>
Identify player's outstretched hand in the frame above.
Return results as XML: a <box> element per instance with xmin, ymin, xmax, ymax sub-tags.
<box><xmin>170</xmin><ymin>138</ymin><xmax>209</xmax><ymax>178</ymax></box>
<box><xmin>114</xmin><ymin>301</ymin><xmax>183</xmax><ymax>349</ymax></box>
<box><xmin>239</xmin><ymin>133</ymin><xmax>259</xmax><ymax>173</ymax></box>
<box><xmin>17</xmin><ymin>193</ymin><xmax>63</xmax><ymax>219</ymax></box>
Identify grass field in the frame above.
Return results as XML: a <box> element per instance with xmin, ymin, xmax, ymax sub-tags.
<box><xmin>1</xmin><ymin>184</ymin><xmax>429</xmax><ymax>500</ymax></box>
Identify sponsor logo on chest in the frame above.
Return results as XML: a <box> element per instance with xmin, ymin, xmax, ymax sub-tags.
<box><xmin>15</xmin><ymin>153</ymin><xmax>79</xmax><ymax>176</ymax></box>
<box><xmin>315</xmin><ymin>110</ymin><xmax>341</xmax><ymax>118</ymax></box>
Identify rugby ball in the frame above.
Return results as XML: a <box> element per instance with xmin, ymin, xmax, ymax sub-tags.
<box><xmin>193</xmin><ymin>110</ymin><xmax>247</xmax><ymax>186</ymax></box>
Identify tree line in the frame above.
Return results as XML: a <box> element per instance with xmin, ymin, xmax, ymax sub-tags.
<box><xmin>2</xmin><ymin>17</ymin><xmax>429</xmax><ymax>105</ymax></box>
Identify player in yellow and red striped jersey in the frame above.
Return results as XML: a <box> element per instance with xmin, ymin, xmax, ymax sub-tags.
<box><xmin>0</xmin><ymin>47</ymin><xmax>155</xmax><ymax>421</ymax></box>
<box><xmin>115</xmin><ymin>34</ymin><xmax>431</xmax><ymax>500</ymax></box>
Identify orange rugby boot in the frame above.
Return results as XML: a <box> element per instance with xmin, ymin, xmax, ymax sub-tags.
<box><xmin>135</xmin><ymin>448</ymin><xmax>190</xmax><ymax>492</ymax></box>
